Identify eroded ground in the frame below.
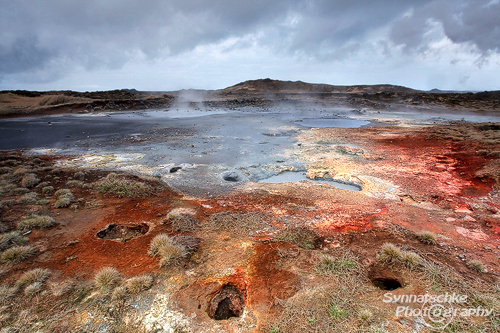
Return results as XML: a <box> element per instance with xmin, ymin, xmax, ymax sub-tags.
<box><xmin>1</xmin><ymin>120</ymin><xmax>500</xmax><ymax>332</ymax></box>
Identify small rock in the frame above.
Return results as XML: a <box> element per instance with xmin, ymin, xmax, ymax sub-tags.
<box><xmin>459</xmin><ymin>254</ymin><xmax>465</xmax><ymax>258</ymax></box>
<box><xmin>484</xmin><ymin>246</ymin><xmax>492</xmax><ymax>250</ymax></box>
<box><xmin>463</xmin><ymin>215</ymin><xmax>476</xmax><ymax>222</ymax></box>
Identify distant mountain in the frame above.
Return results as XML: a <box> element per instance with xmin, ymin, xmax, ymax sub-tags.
<box><xmin>220</xmin><ymin>78</ymin><xmax>419</xmax><ymax>94</ymax></box>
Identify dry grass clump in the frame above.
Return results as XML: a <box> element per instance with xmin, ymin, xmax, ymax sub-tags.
<box><xmin>376</xmin><ymin>243</ymin><xmax>401</xmax><ymax>263</ymax></box>
<box><xmin>148</xmin><ymin>234</ymin><xmax>174</xmax><ymax>256</ymax></box>
<box><xmin>267</xmin><ymin>284</ymin><xmax>363</xmax><ymax>332</ymax></box>
<box><xmin>66</xmin><ymin>180</ymin><xmax>85</xmax><ymax>188</ymax></box>
<box><xmin>54</xmin><ymin>188</ymin><xmax>74</xmax><ymax>208</ymax></box>
<box><xmin>148</xmin><ymin>234</ymin><xmax>187</xmax><ymax>267</ymax></box>
<box><xmin>49</xmin><ymin>279</ymin><xmax>75</xmax><ymax>297</ymax></box>
<box><xmin>169</xmin><ymin>214</ymin><xmax>198</xmax><ymax>232</ymax></box>
<box><xmin>400</xmin><ymin>251</ymin><xmax>422</xmax><ymax>269</ymax></box>
<box><xmin>42</xmin><ymin>186</ymin><xmax>54</xmax><ymax>194</ymax></box>
<box><xmin>0</xmin><ymin>182</ymin><xmax>16</xmax><ymax>195</ymax></box>
<box><xmin>467</xmin><ymin>259</ymin><xmax>485</xmax><ymax>273</ymax></box>
<box><xmin>416</xmin><ymin>230</ymin><xmax>437</xmax><ymax>245</ymax></box>
<box><xmin>73</xmin><ymin>171</ymin><xmax>85</xmax><ymax>180</ymax></box>
<box><xmin>36</xmin><ymin>199</ymin><xmax>49</xmax><ymax>205</ymax></box>
<box><xmin>124</xmin><ymin>275</ymin><xmax>154</xmax><ymax>294</ymax></box>
<box><xmin>11</xmin><ymin>187</ymin><xmax>29</xmax><ymax>195</ymax></box>
<box><xmin>111</xmin><ymin>286</ymin><xmax>128</xmax><ymax>301</ymax></box>
<box><xmin>316</xmin><ymin>251</ymin><xmax>359</xmax><ymax>277</ymax></box>
<box><xmin>54</xmin><ymin>188</ymin><xmax>74</xmax><ymax>199</ymax></box>
<box><xmin>55</xmin><ymin>196</ymin><xmax>71</xmax><ymax>208</ymax></box>
<box><xmin>0</xmin><ymin>231</ymin><xmax>28</xmax><ymax>251</ymax></box>
<box><xmin>95</xmin><ymin>267</ymin><xmax>121</xmax><ymax>292</ymax></box>
<box><xmin>17</xmin><ymin>215</ymin><xmax>55</xmax><ymax>231</ymax></box>
<box><xmin>274</xmin><ymin>226</ymin><xmax>321</xmax><ymax>249</ymax></box>
<box><xmin>205</xmin><ymin>211</ymin><xmax>270</xmax><ymax>237</ymax></box>
<box><xmin>91</xmin><ymin>173</ymin><xmax>155</xmax><ymax>198</ymax></box>
<box><xmin>0</xmin><ymin>222</ymin><xmax>8</xmax><ymax>233</ymax></box>
<box><xmin>16</xmin><ymin>268</ymin><xmax>50</xmax><ymax>287</ymax></box>
<box><xmin>0</xmin><ymin>245</ymin><xmax>35</xmax><ymax>264</ymax></box>
<box><xmin>12</xmin><ymin>167</ymin><xmax>30</xmax><ymax>176</ymax></box>
<box><xmin>21</xmin><ymin>174</ymin><xmax>40</xmax><ymax>188</ymax></box>
<box><xmin>0</xmin><ymin>285</ymin><xmax>18</xmax><ymax>301</ymax></box>
<box><xmin>24</xmin><ymin>282</ymin><xmax>42</xmax><ymax>296</ymax></box>
<box><xmin>16</xmin><ymin>192</ymin><xmax>38</xmax><ymax>205</ymax></box>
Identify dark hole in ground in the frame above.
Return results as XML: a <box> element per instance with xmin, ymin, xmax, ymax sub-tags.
<box><xmin>207</xmin><ymin>284</ymin><xmax>245</xmax><ymax>320</ymax></box>
<box><xmin>372</xmin><ymin>277</ymin><xmax>402</xmax><ymax>290</ymax></box>
<box><xmin>223</xmin><ymin>175</ymin><xmax>238</xmax><ymax>182</ymax></box>
<box><xmin>170</xmin><ymin>167</ymin><xmax>182</xmax><ymax>173</ymax></box>
<box><xmin>96</xmin><ymin>223</ymin><xmax>149</xmax><ymax>242</ymax></box>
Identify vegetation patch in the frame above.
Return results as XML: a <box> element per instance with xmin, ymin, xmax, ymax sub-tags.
<box><xmin>0</xmin><ymin>231</ymin><xmax>28</xmax><ymax>250</ymax></box>
<box><xmin>205</xmin><ymin>211</ymin><xmax>271</xmax><ymax>237</ymax></box>
<box><xmin>21</xmin><ymin>173</ymin><xmax>40</xmax><ymax>188</ymax></box>
<box><xmin>66</xmin><ymin>180</ymin><xmax>85</xmax><ymax>188</ymax></box>
<box><xmin>124</xmin><ymin>275</ymin><xmax>153</xmax><ymax>294</ymax></box>
<box><xmin>16</xmin><ymin>192</ymin><xmax>39</xmax><ymax>205</ymax></box>
<box><xmin>416</xmin><ymin>230</ymin><xmax>437</xmax><ymax>245</ymax></box>
<box><xmin>274</xmin><ymin>226</ymin><xmax>322</xmax><ymax>249</ymax></box>
<box><xmin>17</xmin><ymin>214</ymin><xmax>55</xmax><ymax>231</ymax></box>
<box><xmin>376</xmin><ymin>243</ymin><xmax>401</xmax><ymax>263</ymax></box>
<box><xmin>16</xmin><ymin>268</ymin><xmax>51</xmax><ymax>287</ymax></box>
<box><xmin>467</xmin><ymin>259</ymin><xmax>485</xmax><ymax>273</ymax></box>
<box><xmin>148</xmin><ymin>234</ymin><xmax>187</xmax><ymax>267</ymax></box>
<box><xmin>95</xmin><ymin>267</ymin><xmax>121</xmax><ymax>292</ymax></box>
<box><xmin>91</xmin><ymin>173</ymin><xmax>155</xmax><ymax>198</ymax></box>
<box><xmin>0</xmin><ymin>245</ymin><xmax>35</xmax><ymax>264</ymax></box>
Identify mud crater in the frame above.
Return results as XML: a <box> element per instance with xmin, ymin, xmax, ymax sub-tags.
<box><xmin>207</xmin><ymin>284</ymin><xmax>245</xmax><ymax>320</ymax></box>
<box><xmin>96</xmin><ymin>223</ymin><xmax>149</xmax><ymax>242</ymax></box>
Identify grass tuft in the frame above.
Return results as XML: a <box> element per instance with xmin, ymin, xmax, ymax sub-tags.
<box><xmin>66</xmin><ymin>180</ymin><xmax>85</xmax><ymax>188</ymax></box>
<box><xmin>124</xmin><ymin>275</ymin><xmax>154</xmax><ymax>294</ymax></box>
<box><xmin>91</xmin><ymin>173</ymin><xmax>155</xmax><ymax>198</ymax></box>
<box><xmin>16</xmin><ymin>268</ymin><xmax>50</xmax><ymax>287</ymax></box>
<box><xmin>416</xmin><ymin>230</ymin><xmax>437</xmax><ymax>245</ymax></box>
<box><xmin>0</xmin><ymin>285</ymin><xmax>18</xmax><ymax>301</ymax></box>
<box><xmin>316</xmin><ymin>252</ymin><xmax>358</xmax><ymax>276</ymax></box>
<box><xmin>18</xmin><ymin>214</ymin><xmax>55</xmax><ymax>231</ymax></box>
<box><xmin>158</xmin><ymin>243</ymin><xmax>187</xmax><ymax>267</ymax></box>
<box><xmin>21</xmin><ymin>174</ymin><xmax>40</xmax><ymax>188</ymax></box>
<box><xmin>24</xmin><ymin>282</ymin><xmax>42</xmax><ymax>296</ymax></box>
<box><xmin>55</xmin><ymin>196</ymin><xmax>71</xmax><ymax>208</ymax></box>
<box><xmin>400</xmin><ymin>251</ymin><xmax>422</xmax><ymax>269</ymax></box>
<box><xmin>376</xmin><ymin>243</ymin><xmax>401</xmax><ymax>263</ymax></box>
<box><xmin>467</xmin><ymin>259</ymin><xmax>485</xmax><ymax>273</ymax></box>
<box><xmin>0</xmin><ymin>245</ymin><xmax>35</xmax><ymax>264</ymax></box>
<box><xmin>42</xmin><ymin>186</ymin><xmax>54</xmax><ymax>194</ymax></box>
<box><xmin>16</xmin><ymin>192</ymin><xmax>38</xmax><ymax>204</ymax></box>
<box><xmin>95</xmin><ymin>267</ymin><xmax>121</xmax><ymax>292</ymax></box>
<box><xmin>111</xmin><ymin>285</ymin><xmax>128</xmax><ymax>301</ymax></box>
<box><xmin>0</xmin><ymin>231</ymin><xmax>28</xmax><ymax>251</ymax></box>
<box><xmin>149</xmin><ymin>233</ymin><xmax>187</xmax><ymax>267</ymax></box>
<box><xmin>50</xmin><ymin>280</ymin><xmax>75</xmax><ymax>297</ymax></box>
<box><xmin>148</xmin><ymin>234</ymin><xmax>175</xmax><ymax>256</ymax></box>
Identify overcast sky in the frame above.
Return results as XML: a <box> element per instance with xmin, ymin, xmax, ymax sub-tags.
<box><xmin>1</xmin><ymin>0</ymin><xmax>499</xmax><ymax>91</ymax></box>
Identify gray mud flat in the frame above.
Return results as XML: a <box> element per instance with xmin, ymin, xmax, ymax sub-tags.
<box><xmin>2</xmin><ymin>105</ymin><xmax>500</xmax><ymax>197</ymax></box>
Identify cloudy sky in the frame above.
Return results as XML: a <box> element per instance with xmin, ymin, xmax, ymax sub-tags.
<box><xmin>1</xmin><ymin>0</ymin><xmax>499</xmax><ymax>92</ymax></box>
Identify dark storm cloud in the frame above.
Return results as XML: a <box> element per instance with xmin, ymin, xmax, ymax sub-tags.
<box><xmin>0</xmin><ymin>0</ymin><xmax>498</xmax><ymax>81</ymax></box>
<box><xmin>391</xmin><ymin>0</ymin><xmax>500</xmax><ymax>52</ymax></box>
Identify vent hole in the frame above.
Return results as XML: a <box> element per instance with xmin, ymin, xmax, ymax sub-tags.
<box><xmin>372</xmin><ymin>278</ymin><xmax>402</xmax><ymax>290</ymax></box>
<box><xmin>207</xmin><ymin>285</ymin><xmax>245</xmax><ymax>320</ymax></box>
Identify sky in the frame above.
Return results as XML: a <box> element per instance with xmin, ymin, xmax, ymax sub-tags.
<box><xmin>1</xmin><ymin>0</ymin><xmax>499</xmax><ymax>92</ymax></box>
